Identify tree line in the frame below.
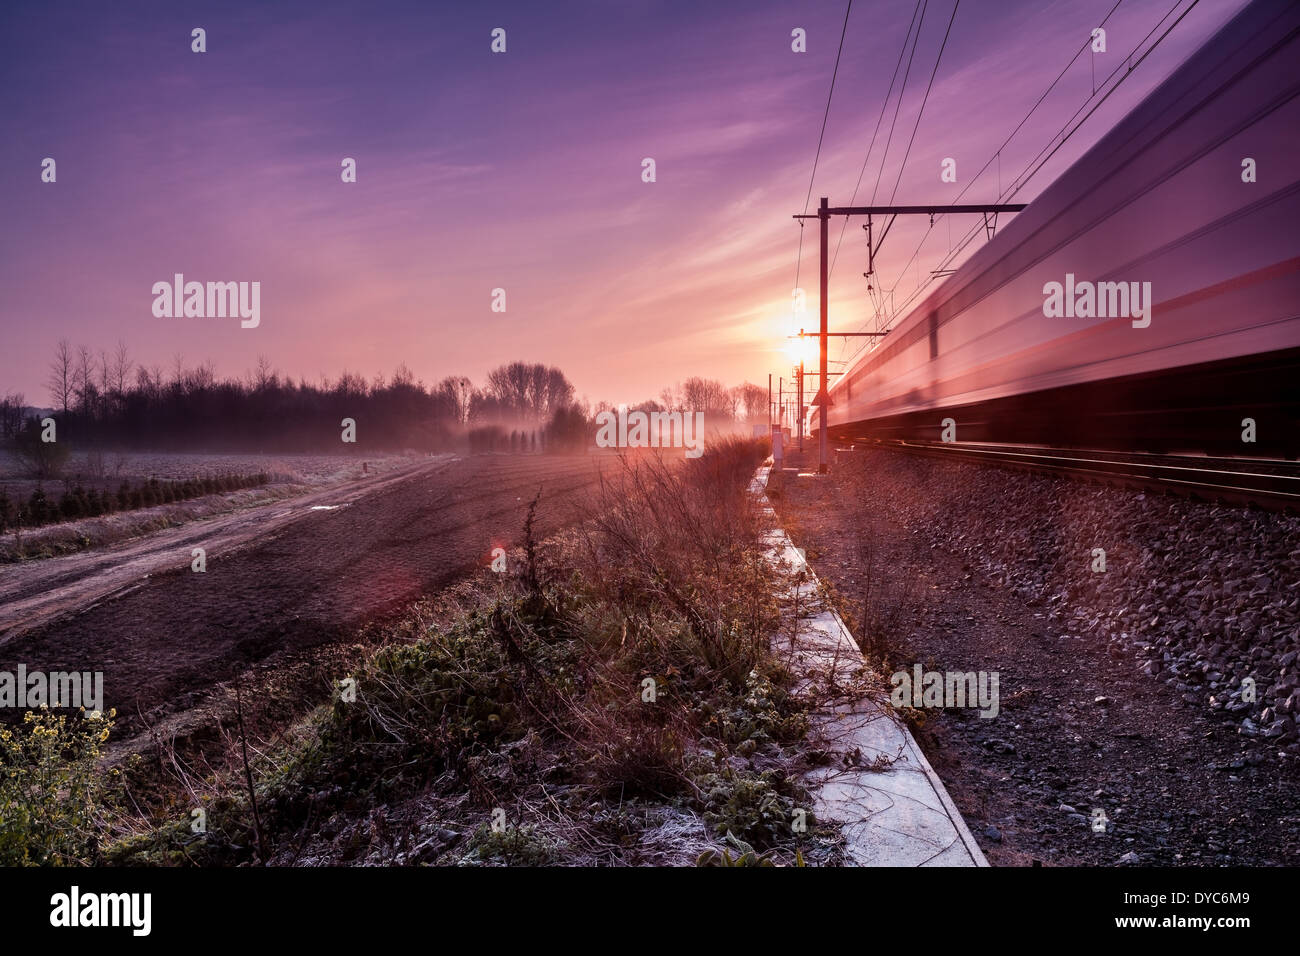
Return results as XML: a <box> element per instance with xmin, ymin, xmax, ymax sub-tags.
<box><xmin>0</xmin><ymin>340</ymin><xmax>776</xmax><ymax>457</ymax></box>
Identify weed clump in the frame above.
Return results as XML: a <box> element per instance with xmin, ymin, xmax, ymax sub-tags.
<box><xmin>695</xmin><ymin>767</ymin><xmax>811</xmax><ymax>850</ymax></box>
<box><xmin>459</xmin><ymin>823</ymin><xmax>560</xmax><ymax>866</ymax></box>
<box><xmin>0</xmin><ymin>709</ymin><xmax>114</xmax><ymax>866</ymax></box>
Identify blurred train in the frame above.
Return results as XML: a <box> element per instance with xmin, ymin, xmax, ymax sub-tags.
<box><xmin>823</xmin><ymin>0</ymin><xmax>1300</xmax><ymax>459</ymax></box>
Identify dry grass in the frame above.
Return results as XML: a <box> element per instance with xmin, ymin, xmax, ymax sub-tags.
<box><xmin>835</xmin><ymin>452</ymin><xmax>923</xmax><ymax>665</ymax></box>
<box><xmin>98</xmin><ymin>436</ymin><xmax>834</xmax><ymax>866</ymax></box>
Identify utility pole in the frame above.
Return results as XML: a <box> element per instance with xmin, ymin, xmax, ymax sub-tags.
<box><xmin>767</xmin><ymin>373</ymin><xmax>772</xmax><ymax>426</ymax></box>
<box><xmin>778</xmin><ymin>377</ymin><xmax>783</xmax><ymax>432</ymax></box>
<box><xmin>794</xmin><ymin>198</ymin><xmax>1026</xmax><ymax>474</ymax></box>
<box><xmin>818</xmin><ymin>197</ymin><xmax>829</xmax><ymax>473</ymax></box>
<box><xmin>790</xmin><ymin>361</ymin><xmax>800</xmax><ymax>455</ymax></box>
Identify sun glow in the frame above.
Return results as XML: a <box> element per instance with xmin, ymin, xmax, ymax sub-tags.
<box><xmin>785</xmin><ymin>333</ymin><xmax>816</xmax><ymax>369</ymax></box>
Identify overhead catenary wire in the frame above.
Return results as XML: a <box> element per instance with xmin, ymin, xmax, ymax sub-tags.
<box><xmin>867</xmin><ymin>0</ymin><xmax>931</xmax><ymax>210</ymax></box>
<box><xmin>849</xmin><ymin>0</ymin><xmax>959</xmax><ymax>363</ymax></box>
<box><xmin>843</xmin><ymin>0</ymin><xmax>1200</xmax><ymax>366</ymax></box>
<box><xmin>1008</xmin><ymin>0</ymin><xmax>1205</xmax><ymax>205</ymax></box>
<box><xmin>833</xmin><ymin>0</ymin><xmax>931</xmax><ymax>364</ymax></box>
<box><xmin>794</xmin><ymin>0</ymin><xmax>855</xmax><ymax>297</ymax></box>
<box><xmin>837</xmin><ymin>0</ymin><xmax>952</xmax><ymax>367</ymax></box>
<box><xmin>872</xmin><ymin>0</ymin><xmax>1128</xmax><ymax>335</ymax></box>
<box><xmin>828</xmin><ymin>0</ymin><xmax>926</xmax><ymax>277</ymax></box>
<box><xmin>887</xmin><ymin>0</ymin><xmax>1192</xmax><ymax>323</ymax></box>
<box><xmin>884</xmin><ymin>0</ymin><xmax>963</xmax><ymax>209</ymax></box>
<box><xmin>903</xmin><ymin>0</ymin><xmax>1198</xmax><ymax>312</ymax></box>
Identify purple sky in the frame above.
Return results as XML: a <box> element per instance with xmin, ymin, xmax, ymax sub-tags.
<box><xmin>0</xmin><ymin>0</ymin><xmax>1247</xmax><ymax>407</ymax></box>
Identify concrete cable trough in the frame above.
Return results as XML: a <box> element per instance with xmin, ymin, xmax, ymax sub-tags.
<box><xmin>751</xmin><ymin>463</ymin><xmax>988</xmax><ymax>866</ymax></box>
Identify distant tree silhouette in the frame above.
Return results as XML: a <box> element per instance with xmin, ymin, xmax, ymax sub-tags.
<box><xmin>13</xmin><ymin>417</ymin><xmax>70</xmax><ymax>478</ymax></box>
<box><xmin>47</xmin><ymin>339</ymin><xmax>74</xmax><ymax>414</ymax></box>
<box><xmin>13</xmin><ymin>341</ymin><xmax>757</xmax><ymax>456</ymax></box>
<box><xmin>485</xmin><ymin>362</ymin><xmax>574</xmax><ymax>422</ymax></box>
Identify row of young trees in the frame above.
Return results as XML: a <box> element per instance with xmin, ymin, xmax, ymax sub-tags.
<box><xmin>0</xmin><ymin>474</ymin><xmax>269</xmax><ymax>533</ymax></box>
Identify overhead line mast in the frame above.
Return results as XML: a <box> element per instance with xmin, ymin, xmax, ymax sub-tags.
<box><xmin>793</xmin><ymin>198</ymin><xmax>1026</xmax><ymax>473</ymax></box>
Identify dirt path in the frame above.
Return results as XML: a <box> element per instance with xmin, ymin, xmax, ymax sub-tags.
<box><xmin>0</xmin><ymin>458</ymin><xmax>445</xmax><ymax>640</ymax></box>
<box><xmin>0</xmin><ymin>454</ymin><xmax>604</xmax><ymax>733</ymax></box>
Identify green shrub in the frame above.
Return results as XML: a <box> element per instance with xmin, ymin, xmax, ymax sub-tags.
<box><xmin>58</xmin><ymin>491</ymin><xmax>82</xmax><ymax>520</ymax></box>
<box><xmin>27</xmin><ymin>488</ymin><xmax>51</xmax><ymax>525</ymax></box>
<box><xmin>696</xmin><ymin>768</ymin><xmax>808</xmax><ymax>850</ymax></box>
<box><xmin>696</xmin><ymin>832</ymin><xmax>792</xmax><ymax>867</ymax></box>
<box><xmin>459</xmin><ymin>823</ymin><xmax>559</xmax><ymax>866</ymax></box>
<box><xmin>0</xmin><ymin>709</ymin><xmax>114</xmax><ymax>866</ymax></box>
<box><xmin>697</xmin><ymin>668</ymin><xmax>808</xmax><ymax>750</ymax></box>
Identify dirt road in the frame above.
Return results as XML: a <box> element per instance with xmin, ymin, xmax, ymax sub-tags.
<box><xmin>0</xmin><ymin>458</ymin><xmax>442</xmax><ymax>639</ymax></box>
<box><xmin>0</xmin><ymin>454</ymin><xmax>604</xmax><ymax>729</ymax></box>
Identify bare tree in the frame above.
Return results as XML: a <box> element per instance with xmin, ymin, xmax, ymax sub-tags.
<box><xmin>436</xmin><ymin>376</ymin><xmax>473</xmax><ymax>424</ymax></box>
<box><xmin>681</xmin><ymin>377</ymin><xmax>730</xmax><ymax>417</ymax></box>
<box><xmin>75</xmin><ymin>345</ymin><xmax>96</xmax><ymax>417</ymax></box>
<box><xmin>0</xmin><ymin>392</ymin><xmax>25</xmax><ymax>440</ymax></box>
<box><xmin>486</xmin><ymin>361</ymin><xmax>532</xmax><ymax>415</ymax></box>
<box><xmin>486</xmin><ymin>361</ymin><xmax>574</xmax><ymax>421</ymax></box>
<box><xmin>541</xmin><ymin>365</ymin><xmax>575</xmax><ymax>416</ymax></box>
<box><xmin>390</xmin><ymin>363</ymin><xmax>416</xmax><ymax>389</ymax></box>
<box><xmin>192</xmin><ymin>360</ymin><xmax>216</xmax><ymax>390</ymax></box>
<box><xmin>252</xmin><ymin>355</ymin><xmax>276</xmax><ymax>391</ymax></box>
<box><xmin>47</xmin><ymin>339</ymin><xmax>74</xmax><ymax>412</ymax></box>
<box><xmin>111</xmin><ymin>339</ymin><xmax>132</xmax><ymax>394</ymax></box>
<box><xmin>735</xmin><ymin>382</ymin><xmax>768</xmax><ymax>422</ymax></box>
<box><xmin>135</xmin><ymin>364</ymin><xmax>154</xmax><ymax>396</ymax></box>
<box><xmin>334</xmin><ymin>370</ymin><xmax>367</xmax><ymax>397</ymax></box>
<box><xmin>724</xmin><ymin>385</ymin><xmax>742</xmax><ymax>420</ymax></box>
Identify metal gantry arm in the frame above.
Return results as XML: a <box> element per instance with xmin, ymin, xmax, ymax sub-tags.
<box><xmin>862</xmin><ymin>214</ymin><xmax>898</xmax><ymax>277</ymax></box>
<box><xmin>793</xmin><ymin>330</ymin><xmax>887</xmax><ymax>338</ymax></box>
<box><xmin>791</xmin><ymin>198</ymin><xmax>1027</xmax><ymax>473</ymax></box>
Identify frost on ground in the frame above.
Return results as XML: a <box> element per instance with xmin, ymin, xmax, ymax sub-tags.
<box><xmin>0</xmin><ymin>450</ymin><xmax>419</xmax><ymax>563</ymax></box>
<box><xmin>0</xmin><ymin>449</ymin><xmax>410</xmax><ymax>486</ymax></box>
<box><xmin>5</xmin><ymin>441</ymin><xmax>850</xmax><ymax>867</ymax></box>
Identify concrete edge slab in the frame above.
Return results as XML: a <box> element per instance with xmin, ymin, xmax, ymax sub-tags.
<box><xmin>752</xmin><ymin>462</ymin><xmax>989</xmax><ymax>867</ymax></box>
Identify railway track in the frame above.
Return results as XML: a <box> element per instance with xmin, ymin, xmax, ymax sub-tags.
<box><xmin>852</xmin><ymin>440</ymin><xmax>1300</xmax><ymax>512</ymax></box>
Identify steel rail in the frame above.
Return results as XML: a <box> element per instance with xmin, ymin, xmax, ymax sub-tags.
<box><xmin>852</xmin><ymin>440</ymin><xmax>1300</xmax><ymax>511</ymax></box>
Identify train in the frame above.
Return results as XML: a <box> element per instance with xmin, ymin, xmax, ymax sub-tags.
<box><xmin>822</xmin><ymin>0</ymin><xmax>1300</xmax><ymax>459</ymax></box>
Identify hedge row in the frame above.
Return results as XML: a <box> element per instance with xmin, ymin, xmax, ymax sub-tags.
<box><xmin>0</xmin><ymin>473</ymin><xmax>269</xmax><ymax>532</ymax></box>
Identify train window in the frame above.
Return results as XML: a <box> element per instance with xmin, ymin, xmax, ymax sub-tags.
<box><xmin>928</xmin><ymin>311</ymin><xmax>939</xmax><ymax>360</ymax></box>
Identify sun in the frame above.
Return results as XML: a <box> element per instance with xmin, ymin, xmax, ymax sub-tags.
<box><xmin>785</xmin><ymin>333</ymin><xmax>816</xmax><ymax>368</ymax></box>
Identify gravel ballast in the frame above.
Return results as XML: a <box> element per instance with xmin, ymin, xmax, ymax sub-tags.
<box><xmin>771</xmin><ymin>446</ymin><xmax>1300</xmax><ymax>866</ymax></box>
